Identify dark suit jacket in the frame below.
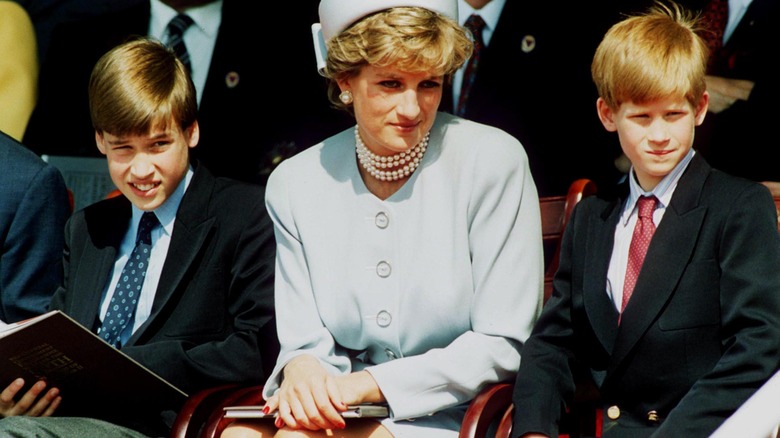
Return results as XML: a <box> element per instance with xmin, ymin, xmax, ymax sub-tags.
<box><xmin>440</xmin><ymin>1</ymin><xmax>621</xmax><ymax>196</ymax></box>
<box><xmin>512</xmin><ymin>154</ymin><xmax>780</xmax><ymax>437</ymax></box>
<box><xmin>0</xmin><ymin>130</ymin><xmax>69</xmax><ymax>323</ymax></box>
<box><xmin>48</xmin><ymin>164</ymin><xmax>278</xmax><ymax>435</ymax></box>
<box><xmin>22</xmin><ymin>0</ymin><xmax>351</xmax><ymax>184</ymax></box>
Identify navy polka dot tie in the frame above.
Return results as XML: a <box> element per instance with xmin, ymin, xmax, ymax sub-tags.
<box><xmin>166</xmin><ymin>14</ymin><xmax>195</xmax><ymax>73</ymax></box>
<box><xmin>99</xmin><ymin>212</ymin><xmax>159</xmax><ymax>347</ymax></box>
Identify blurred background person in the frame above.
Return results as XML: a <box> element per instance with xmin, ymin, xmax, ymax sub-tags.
<box><xmin>439</xmin><ymin>0</ymin><xmax>623</xmax><ymax>197</ymax></box>
<box><xmin>0</xmin><ymin>1</ymin><xmax>37</xmax><ymax>141</ymax></box>
<box><xmin>20</xmin><ymin>0</ymin><xmax>351</xmax><ymax>185</ymax></box>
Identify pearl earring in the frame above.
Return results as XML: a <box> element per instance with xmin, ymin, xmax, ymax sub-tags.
<box><xmin>339</xmin><ymin>90</ymin><xmax>353</xmax><ymax>105</ymax></box>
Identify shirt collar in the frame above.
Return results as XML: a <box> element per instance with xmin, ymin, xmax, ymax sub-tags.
<box><xmin>622</xmin><ymin>148</ymin><xmax>695</xmax><ymax>225</ymax></box>
<box><xmin>149</xmin><ymin>0</ymin><xmax>223</xmax><ymax>41</ymax></box>
<box><xmin>130</xmin><ymin>166</ymin><xmax>194</xmax><ymax>238</ymax></box>
<box><xmin>457</xmin><ymin>0</ymin><xmax>506</xmax><ymax>40</ymax></box>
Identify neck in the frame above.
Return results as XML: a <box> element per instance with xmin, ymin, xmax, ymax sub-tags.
<box><xmin>358</xmin><ymin>165</ymin><xmax>407</xmax><ymax>200</ymax></box>
<box><xmin>465</xmin><ymin>0</ymin><xmax>492</xmax><ymax>10</ymax></box>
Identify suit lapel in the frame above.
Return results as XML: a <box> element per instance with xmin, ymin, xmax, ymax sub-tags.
<box><xmin>609</xmin><ymin>155</ymin><xmax>711</xmax><ymax>369</ymax></box>
<box><xmin>127</xmin><ymin>166</ymin><xmax>217</xmax><ymax>344</ymax></box>
<box><xmin>71</xmin><ymin>199</ymin><xmax>132</xmax><ymax>328</ymax></box>
<box><xmin>583</xmin><ymin>198</ymin><xmax>622</xmax><ymax>354</ymax></box>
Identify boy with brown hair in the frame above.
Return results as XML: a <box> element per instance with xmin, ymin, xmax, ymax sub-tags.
<box><xmin>511</xmin><ymin>3</ymin><xmax>780</xmax><ymax>437</ymax></box>
<box><xmin>0</xmin><ymin>37</ymin><xmax>277</xmax><ymax>437</ymax></box>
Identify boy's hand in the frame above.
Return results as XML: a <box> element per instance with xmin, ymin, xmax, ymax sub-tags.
<box><xmin>0</xmin><ymin>378</ymin><xmax>61</xmax><ymax>418</ymax></box>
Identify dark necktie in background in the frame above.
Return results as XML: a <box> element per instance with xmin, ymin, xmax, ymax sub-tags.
<box><xmin>456</xmin><ymin>14</ymin><xmax>486</xmax><ymax>117</ymax></box>
<box><xmin>166</xmin><ymin>13</ymin><xmax>195</xmax><ymax>73</ymax></box>
<box><xmin>620</xmin><ymin>195</ymin><xmax>658</xmax><ymax>322</ymax></box>
<box><xmin>98</xmin><ymin>212</ymin><xmax>159</xmax><ymax>347</ymax></box>
<box><xmin>700</xmin><ymin>0</ymin><xmax>729</xmax><ymax>72</ymax></box>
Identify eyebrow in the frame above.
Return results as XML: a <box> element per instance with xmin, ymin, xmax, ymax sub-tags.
<box><xmin>106</xmin><ymin>132</ymin><xmax>171</xmax><ymax>145</ymax></box>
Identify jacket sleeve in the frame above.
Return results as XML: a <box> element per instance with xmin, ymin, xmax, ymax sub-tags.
<box><xmin>2</xmin><ymin>163</ymin><xmax>69</xmax><ymax>322</ymax></box>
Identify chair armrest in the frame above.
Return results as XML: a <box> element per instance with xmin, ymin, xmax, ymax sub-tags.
<box><xmin>206</xmin><ymin>385</ymin><xmax>266</xmax><ymax>438</ymax></box>
<box><xmin>459</xmin><ymin>382</ymin><xmax>515</xmax><ymax>438</ymax></box>
<box><xmin>170</xmin><ymin>384</ymin><xmax>243</xmax><ymax>438</ymax></box>
<box><xmin>495</xmin><ymin>404</ymin><xmax>514</xmax><ymax>438</ymax></box>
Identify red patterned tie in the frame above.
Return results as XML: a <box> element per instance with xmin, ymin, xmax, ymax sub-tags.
<box><xmin>699</xmin><ymin>0</ymin><xmax>729</xmax><ymax>72</ymax></box>
<box><xmin>621</xmin><ymin>196</ymin><xmax>658</xmax><ymax>318</ymax></box>
<box><xmin>456</xmin><ymin>14</ymin><xmax>486</xmax><ymax>117</ymax></box>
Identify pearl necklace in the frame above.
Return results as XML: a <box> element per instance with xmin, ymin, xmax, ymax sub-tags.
<box><xmin>355</xmin><ymin>127</ymin><xmax>429</xmax><ymax>181</ymax></box>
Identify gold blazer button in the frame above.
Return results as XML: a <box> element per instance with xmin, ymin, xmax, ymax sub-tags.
<box><xmin>647</xmin><ymin>410</ymin><xmax>660</xmax><ymax>423</ymax></box>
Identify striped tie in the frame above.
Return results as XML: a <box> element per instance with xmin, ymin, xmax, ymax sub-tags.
<box><xmin>166</xmin><ymin>14</ymin><xmax>195</xmax><ymax>73</ymax></box>
<box><xmin>456</xmin><ymin>14</ymin><xmax>486</xmax><ymax>117</ymax></box>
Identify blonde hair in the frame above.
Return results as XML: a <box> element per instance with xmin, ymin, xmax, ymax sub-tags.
<box><xmin>324</xmin><ymin>6</ymin><xmax>472</xmax><ymax>110</ymax></box>
<box><xmin>591</xmin><ymin>1</ymin><xmax>708</xmax><ymax>109</ymax></box>
<box><xmin>88</xmin><ymin>37</ymin><xmax>197</xmax><ymax>136</ymax></box>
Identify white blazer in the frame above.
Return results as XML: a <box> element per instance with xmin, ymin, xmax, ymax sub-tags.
<box><xmin>263</xmin><ymin>112</ymin><xmax>543</xmax><ymax>420</ymax></box>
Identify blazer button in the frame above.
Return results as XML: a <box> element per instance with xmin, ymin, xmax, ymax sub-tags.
<box><xmin>376</xmin><ymin>261</ymin><xmax>391</xmax><ymax>278</ymax></box>
<box><xmin>385</xmin><ymin>348</ymin><xmax>397</xmax><ymax>359</ymax></box>
<box><xmin>607</xmin><ymin>405</ymin><xmax>621</xmax><ymax>420</ymax></box>
<box><xmin>376</xmin><ymin>310</ymin><xmax>392</xmax><ymax>327</ymax></box>
<box><xmin>375</xmin><ymin>212</ymin><xmax>389</xmax><ymax>229</ymax></box>
<box><xmin>647</xmin><ymin>410</ymin><xmax>660</xmax><ymax>423</ymax></box>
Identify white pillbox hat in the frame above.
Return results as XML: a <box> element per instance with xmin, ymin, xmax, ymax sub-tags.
<box><xmin>312</xmin><ymin>0</ymin><xmax>458</xmax><ymax>74</ymax></box>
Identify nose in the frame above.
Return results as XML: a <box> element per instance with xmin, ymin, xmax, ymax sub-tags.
<box><xmin>130</xmin><ymin>154</ymin><xmax>154</xmax><ymax>179</ymax></box>
<box><xmin>396</xmin><ymin>89</ymin><xmax>421</xmax><ymax>119</ymax></box>
<box><xmin>647</xmin><ymin>118</ymin><xmax>671</xmax><ymax>144</ymax></box>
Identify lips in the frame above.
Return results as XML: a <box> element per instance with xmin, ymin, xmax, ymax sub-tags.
<box><xmin>132</xmin><ymin>182</ymin><xmax>159</xmax><ymax>192</ymax></box>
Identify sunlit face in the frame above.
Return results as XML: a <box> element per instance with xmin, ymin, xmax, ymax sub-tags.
<box><xmin>597</xmin><ymin>93</ymin><xmax>708</xmax><ymax>191</ymax></box>
<box><xmin>95</xmin><ymin>121</ymin><xmax>199</xmax><ymax>211</ymax></box>
<box><xmin>339</xmin><ymin>64</ymin><xmax>442</xmax><ymax>156</ymax></box>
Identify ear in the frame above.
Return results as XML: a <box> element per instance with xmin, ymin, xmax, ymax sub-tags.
<box><xmin>694</xmin><ymin>91</ymin><xmax>709</xmax><ymax>126</ymax></box>
<box><xmin>95</xmin><ymin>131</ymin><xmax>108</xmax><ymax>155</ymax></box>
<box><xmin>336</xmin><ymin>76</ymin><xmax>351</xmax><ymax>94</ymax></box>
<box><xmin>186</xmin><ymin>121</ymin><xmax>200</xmax><ymax>149</ymax></box>
<box><xmin>596</xmin><ymin>98</ymin><xmax>618</xmax><ymax>132</ymax></box>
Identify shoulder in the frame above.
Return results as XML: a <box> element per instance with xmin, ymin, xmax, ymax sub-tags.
<box><xmin>433</xmin><ymin>113</ymin><xmax>530</xmax><ymax>175</ymax></box>
<box><xmin>436</xmin><ymin>112</ymin><xmax>525</xmax><ymax>156</ymax></box>
<box><xmin>703</xmin><ymin>169</ymin><xmax>775</xmax><ymax>211</ymax></box>
<box><xmin>0</xmin><ymin>134</ymin><xmax>58</xmax><ymax>179</ymax></box>
<box><xmin>267</xmin><ymin>127</ymin><xmax>354</xmax><ymax>188</ymax></box>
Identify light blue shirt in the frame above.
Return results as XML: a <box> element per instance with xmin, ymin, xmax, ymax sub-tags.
<box><xmin>99</xmin><ymin>167</ymin><xmax>193</xmax><ymax>346</ymax></box>
<box><xmin>149</xmin><ymin>0</ymin><xmax>222</xmax><ymax>106</ymax></box>
<box><xmin>605</xmin><ymin>149</ymin><xmax>695</xmax><ymax>311</ymax></box>
<box><xmin>452</xmin><ymin>0</ymin><xmax>506</xmax><ymax>106</ymax></box>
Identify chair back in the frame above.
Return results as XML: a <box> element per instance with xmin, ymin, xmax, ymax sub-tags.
<box><xmin>774</xmin><ymin>196</ymin><xmax>780</xmax><ymax>232</ymax></box>
<box><xmin>541</xmin><ymin>179</ymin><xmax>598</xmax><ymax>301</ymax></box>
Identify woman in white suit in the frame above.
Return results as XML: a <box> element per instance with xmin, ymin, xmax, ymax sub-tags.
<box><xmin>223</xmin><ymin>0</ymin><xmax>543</xmax><ymax>436</ymax></box>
